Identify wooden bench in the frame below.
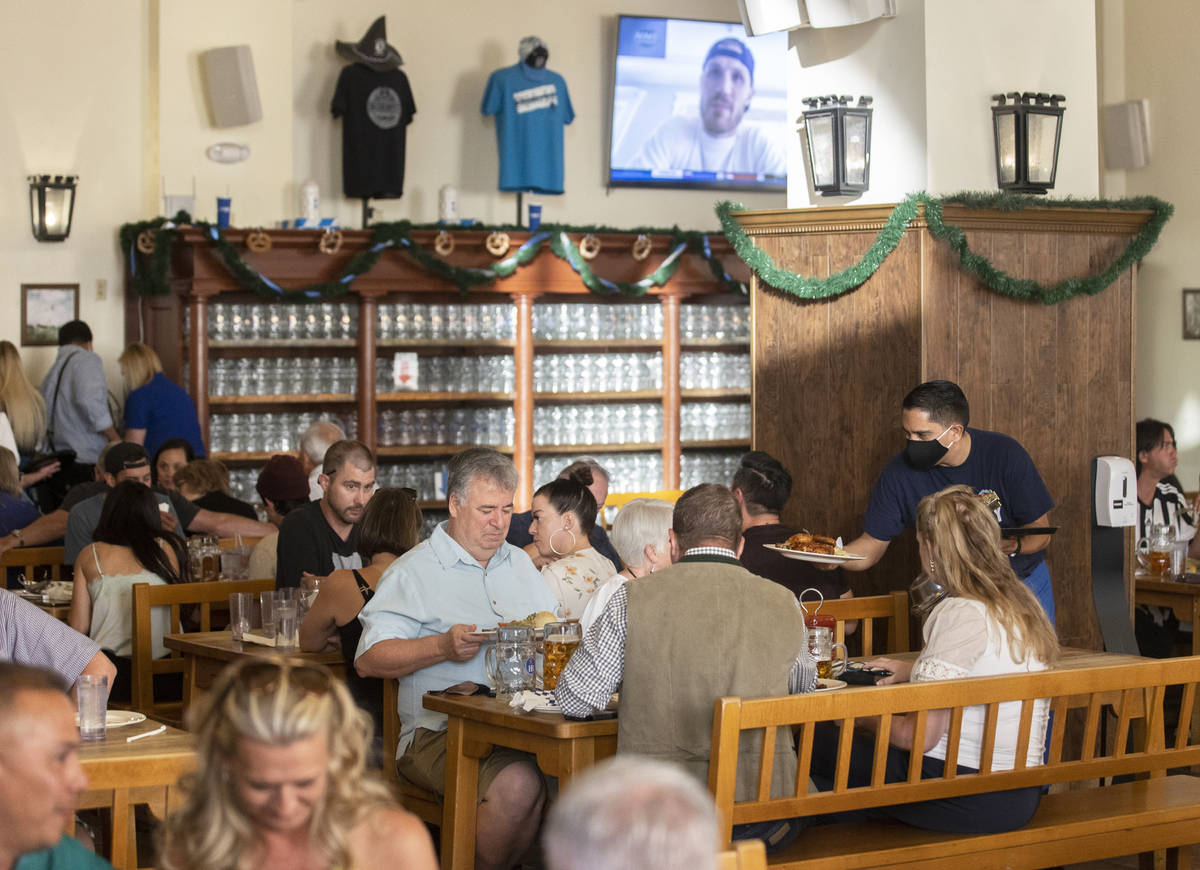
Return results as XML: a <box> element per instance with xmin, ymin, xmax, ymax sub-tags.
<box><xmin>130</xmin><ymin>578</ymin><xmax>275</xmax><ymax>725</ymax></box>
<box><xmin>709</xmin><ymin>656</ymin><xmax>1200</xmax><ymax>869</ymax></box>
<box><xmin>809</xmin><ymin>591</ymin><xmax>910</xmax><ymax>655</ymax></box>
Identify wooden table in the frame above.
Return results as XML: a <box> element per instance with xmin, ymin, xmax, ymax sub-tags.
<box><xmin>76</xmin><ymin>718</ymin><xmax>195</xmax><ymax>870</ymax></box>
<box><xmin>162</xmin><ymin>631</ymin><xmax>345</xmax><ymax>711</ymax></box>
<box><xmin>422</xmin><ymin>693</ymin><xmax>618</xmax><ymax>870</ymax></box>
<box><xmin>37</xmin><ymin>601</ymin><xmax>71</xmax><ymax>622</ymax></box>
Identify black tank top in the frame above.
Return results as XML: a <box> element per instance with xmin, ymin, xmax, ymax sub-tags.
<box><xmin>337</xmin><ymin>570</ymin><xmax>383</xmax><ymax>738</ymax></box>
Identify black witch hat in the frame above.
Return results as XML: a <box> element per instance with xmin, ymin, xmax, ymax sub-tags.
<box><xmin>335</xmin><ymin>16</ymin><xmax>403</xmax><ymax>72</ymax></box>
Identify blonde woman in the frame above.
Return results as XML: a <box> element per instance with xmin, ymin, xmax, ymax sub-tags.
<box><xmin>528</xmin><ymin>467</ymin><xmax>616</xmax><ymax>620</ymax></box>
<box><xmin>161</xmin><ymin>658</ymin><xmax>437</xmax><ymax>870</ymax></box>
<box><xmin>0</xmin><ymin>340</ymin><xmax>47</xmax><ymax>458</ymax></box>
<box><xmin>118</xmin><ymin>342</ymin><xmax>205</xmax><ymax>462</ymax></box>
<box><xmin>810</xmin><ymin>484</ymin><xmax>1059</xmax><ymax>834</ymax></box>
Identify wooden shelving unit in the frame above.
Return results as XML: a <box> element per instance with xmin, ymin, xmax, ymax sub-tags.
<box><xmin>130</xmin><ymin>227</ymin><xmax>752</xmax><ymax>507</ymax></box>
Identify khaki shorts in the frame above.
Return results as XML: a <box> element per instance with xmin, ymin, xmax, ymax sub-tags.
<box><xmin>397</xmin><ymin>727</ymin><xmax>543</xmax><ymax>800</ymax></box>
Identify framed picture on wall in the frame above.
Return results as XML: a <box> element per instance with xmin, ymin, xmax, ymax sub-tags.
<box><xmin>20</xmin><ymin>283</ymin><xmax>79</xmax><ymax>346</ymax></box>
<box><xmin>1185</xmin><ymin>289</ymin><xmax>1200</xmax><ymax>340</ymax></box>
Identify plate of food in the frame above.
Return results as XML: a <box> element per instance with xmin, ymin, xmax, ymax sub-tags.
<box><xmin>815</xmin><ymin>678</ymin><xmax>847</xmax><ymax>692</ymax></box>
<box><xmin>74</xmin><ymin>710</ymin><xmax>147</xmax><ymax>728</ymax></box>
<box><xmin>764</xmin><ymin>533</ymin><xmax>866</xmax><ymax>565</ymax></box>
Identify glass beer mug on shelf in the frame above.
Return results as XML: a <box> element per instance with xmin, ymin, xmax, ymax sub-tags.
<box><xmin>1137</xmin><ymin>523</ymin><xmax>1175</xmax><ymax>577</ymax></box>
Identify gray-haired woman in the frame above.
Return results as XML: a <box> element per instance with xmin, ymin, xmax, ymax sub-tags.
<box><xmin>580</xmin><ymin>498</ymin><xmax>675</xmax><ymax>632</ymax></box>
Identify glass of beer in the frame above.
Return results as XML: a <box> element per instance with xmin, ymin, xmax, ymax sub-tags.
<box><xmin>1137</xmin><ymin>523</ymin><xmax>1175</xmax><ymax>578</ymax></box>
<box><xmin>542</xmin><ymin>621</ymin><xmax>583</xmax><ymax>690</ymax></box>
<box><xmin>807</xmin><ymin>626</ymin><xmax>847</xmax><ymax>681</ymax></box>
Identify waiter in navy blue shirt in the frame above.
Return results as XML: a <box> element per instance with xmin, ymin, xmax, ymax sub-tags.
<box><xmin>839</xmin><ymin>380</ymin><xmax>1056</xmax><ymax>621</ymax></box>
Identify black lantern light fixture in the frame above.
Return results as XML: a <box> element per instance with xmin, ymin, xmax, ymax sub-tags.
<box><xmin>991</xmin><ymin>92</ymin><xmax>1065</xmax><ymax>194</ymax></box>
<box><xmin>28</xmin><ymin>174</ymin><xmax>78</xmax><ymax>242</ymax></box>
<box><xmin>798</xmin><ymin>95</ymin><xmax>873</xmax><ymax>197</ymax></box>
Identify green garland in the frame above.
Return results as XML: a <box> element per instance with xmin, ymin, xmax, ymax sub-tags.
<box><xmin>119</xmin><ymin>216</ymin><xmax>745</xmax><ymax>302</ymax></box>
<box><xmin>717</xmin><ymin>192</ymin><xmax>1173</xmax><ymax>305</ymax></box>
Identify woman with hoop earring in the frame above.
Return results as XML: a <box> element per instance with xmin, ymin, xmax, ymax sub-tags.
<box><xmin>528</xmin><ymin>467</ymin><xmax>616</xmax><ymax>620</ymax></box>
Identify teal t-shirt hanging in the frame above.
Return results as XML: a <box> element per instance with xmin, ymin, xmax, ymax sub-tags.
<box><xmin>481</xmin><ymin>63</ymin><xmax>574</xmax><ymax>194</ymax></box>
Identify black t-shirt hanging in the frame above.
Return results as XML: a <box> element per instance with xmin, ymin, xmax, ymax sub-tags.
<box><xmin>331</xmin><ymin>63</ymin><xmax>416</xmax><ymax>198</ymax></box>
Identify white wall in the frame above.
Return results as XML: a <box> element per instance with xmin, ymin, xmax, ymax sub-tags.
<box><xmin>0</xmin><ymin>2</ymin><xmax>149</xmax><ymax>389</ymax></box>
<box><xmin>157</xmin><ymin>0</ymin><xmax>295</xmax><ymax>227</ymax></box>
<box><xmin>292</xmin><ymin>0</ymin><xmax>787</xmax><ymax>230</ymax></box>
<box><xmin>786</xmin><ymin>0</ymin><xmax>1100</xmax><ymax>207</ymax></box>
<box><xmin>923</xmin><ymin>0</ymin><xmax>1099</xmax><ymax>196</ymax></box>
<box><xmin>787</xmin><ymin>0</ymin><xmax>927</xmax><ymax>207</ymax></box>
<box><xmin>1116</xmin><ymin>0</ymin><xmax>1200</xmax><ymax>487</ymax></box>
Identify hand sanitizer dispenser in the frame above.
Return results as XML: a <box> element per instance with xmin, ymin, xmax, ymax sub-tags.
<box><xmin>1091</xmin><ymin>455</ymin><xmax>1139</xmax><ymax>654</ymax></box>
<box><xmin>1094</xmin><ymin>455</ymin><xmax>1137</xmax><ymax>527</ymax></box>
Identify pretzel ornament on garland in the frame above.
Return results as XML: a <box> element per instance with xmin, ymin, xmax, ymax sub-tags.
<box><xmin>434</xmin><ymin>230</ymin><xmax>455</xmax><ymax>256</ymax></box>
<box><xmin>245</xmin><ymin>229</ymin><xmax>272</xmax><ymax>253</ymax></box>
<box><xmin>136</xmin><ymin>230</ymin><xmax>156</xmax><ymax>255</ymax></box>
<box><xmin>485</xmin><ymin>231</ymin><xmax>510</xmax><ymax>257</ymax></box>
<box><xmin>578</xmin><ymin>234</ymin><xmax>602</xmax><ymax>260</ymax></box>
<box><xmin>318</xmin><ymin>228</ymin><xmax>344</xmax><ymax>255</ymax></box>
<box><xmin>631</xmin><ymin>234</ymin><xmax>652</xmax><ymax>262</ymax></box>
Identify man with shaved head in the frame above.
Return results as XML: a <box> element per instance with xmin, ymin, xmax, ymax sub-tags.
<box><xmin>0</xmin><ymin>662</ymin><xmax>110</xmax><ymax>869</ymax></box>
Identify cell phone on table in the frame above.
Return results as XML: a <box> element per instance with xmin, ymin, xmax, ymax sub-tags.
<box><xmin>841</xmin><ymin>663</ymin><xmax>892</xmax><ymax>686</ymax></box>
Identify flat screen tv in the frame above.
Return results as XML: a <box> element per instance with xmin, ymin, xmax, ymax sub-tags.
<box><xmin>608</xmin><ymin>15</ymin><xmax>789</xmax><ymax>192</ymax></box>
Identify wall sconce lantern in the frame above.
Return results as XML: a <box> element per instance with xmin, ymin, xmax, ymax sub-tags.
<box><xmin>28</xmin><ymin>174</ymin><xmax>78</xmax><ymax>242</ymax></box>
<box><xmin>799</xmin><ymin>95</ymin><xmax>873</xmax><ymax>197</ymax></box>
<box><xmin>991</xmin><ymin>93</ymin><xmax>1065</xmax><ymax>194</ymax></box>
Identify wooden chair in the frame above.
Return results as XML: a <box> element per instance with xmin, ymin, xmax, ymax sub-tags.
<box><xmin>601</xmin><ymin>489</ymin><xmax>686</xmax><ymax>531</ymax></box>
<box><xmin>717</xmin><ymin>839</ymin><xmax>767</xmax><ymax>870</ymax></box>
<box><xmin>804</xmin><ymin>591</ymin><xmax>910</xmax><ymax>655</ymax></box>
<box><xmin>382</xmin><ymin>677</ymin><xmax>445</xmax><ymax>829</ymax></box>
<box><xmin>129</xmin><ymin>578</ymin><xmax>275</xmax><ymax>725</ymax></box>
<box><xmin>1</xmin><ymin>544</ymin><xmax>66</xmax><ymax>584</ymax></box>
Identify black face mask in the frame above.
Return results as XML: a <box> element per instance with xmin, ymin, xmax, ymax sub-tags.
<box><xmin>904</xmin><ymin>425</ymin><xmax>953</xmax><ymax>471</ymax></box>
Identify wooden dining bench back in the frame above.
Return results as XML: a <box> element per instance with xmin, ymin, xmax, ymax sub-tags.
<box><xmin>382</xmin><ymin>676</ymin><xmax>444</xmax><ymax>829</ymax></box>
<box><xmin>130</xmin><ymin>578</ymin><xmax>275</xmax><ymax>725</ymax></box>
<box><xmin>717</xmin><ymin>839</ymin><xmax>767</xmax><ymax>870</ymax></box>
<box><xmin>1</xmin><ymin>544</ymin><xmax>66</xmax><ymax>584</ymax></box>
<box><xmin>805</xmin><ymin>591</ymin><xmax>910</xmax><ymax>655</ymax></box>
<box><xmin>708</xmin><ymin>656</ymin><xmax>1200</xmax><ymax>869</ymax></box>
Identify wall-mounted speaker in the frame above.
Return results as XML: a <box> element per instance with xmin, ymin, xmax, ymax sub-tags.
<box><xmin>1100</xmin><ymin>99</ymin><xmax>1150</xmax><ymax>171</ymax></box>
<box><xmin>200</xmin><ymin>45</ymin><xmax>262</xmax><ymax>129</ymax></box>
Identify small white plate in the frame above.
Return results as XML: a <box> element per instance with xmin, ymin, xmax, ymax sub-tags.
<box><xmin>815</xmin><ymin>678</ymin><xmax>847</xmax><ymax>692</ymax></box>
<box><xmin>465</xmin><ymin>629</ymin><xmax>498</xmax><ymax>642</ymax></box>
<box><xmin>75</xmin><ymin>710</ymin><xmax>147</xmax><ymax>728</ymax></box>
<box><xmin>763</xmin><ymin>544</ymin><xmax>866</xmax><ymax>565</ymax></box>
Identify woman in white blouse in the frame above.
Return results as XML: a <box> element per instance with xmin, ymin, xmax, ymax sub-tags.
<box><xmin>528</xmin><ymin>467</ymin><xmax>616</xmax><ymax>620</ymax></box>
<box><xmin>810</xmin><ymin>484</ymin><xmax>1059</xmax><ymax>834</ymax></box>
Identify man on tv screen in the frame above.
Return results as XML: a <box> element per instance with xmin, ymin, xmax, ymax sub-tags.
<box><xmin>632</xmin><ymin>37</ymin><xmax>785</xmax><ymax>177</ymax></box>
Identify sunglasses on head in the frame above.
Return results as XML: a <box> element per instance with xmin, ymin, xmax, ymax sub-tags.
<box><xmin>226</xmin><ymin>659</ymin><xmax>334</xmax><ymax>699</ymax></box>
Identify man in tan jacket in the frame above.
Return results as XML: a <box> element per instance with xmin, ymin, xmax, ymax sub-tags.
<box><xmin>555</xmin><ymin>483</ymin><xmax>815</xmax><ymax>852</ymax></box>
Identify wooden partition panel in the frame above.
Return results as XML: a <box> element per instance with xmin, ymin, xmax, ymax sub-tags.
<box><xmin>741</xmin><ymin>204</ymin><xmax>1149</xmax><ymax>650</ymax></box>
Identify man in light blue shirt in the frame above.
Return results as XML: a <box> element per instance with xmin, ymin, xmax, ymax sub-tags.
<box><xmin>38</xmin><ymin>321</ymin><xmax>117</xmax><ymax>483</ymax></box>
<box><xmin>357</xmin><ymin>447</ymin><xmax>557</xmax><ymax>870</ymax></box>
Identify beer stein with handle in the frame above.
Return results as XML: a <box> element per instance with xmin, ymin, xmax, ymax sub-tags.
<box><xmin>1137</xmin><ymin>523</ymin><xmax>1175</xmax><ymax>577</ymax></box>
<box><xmin>485</xmin><ymin>625</ymin><xmax>536</xmax><ymax>694</ymax></box>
